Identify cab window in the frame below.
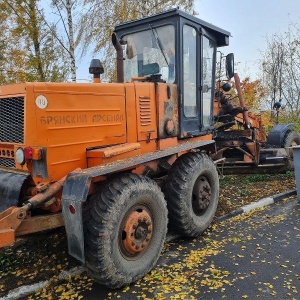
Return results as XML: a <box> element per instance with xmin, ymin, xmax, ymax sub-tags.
<box><xmin>183</xmin><ymin>25</ymin><xmax>197</xmax><ymax>118</ymax></box>
<box><xmin>123</xmin><ymin>25</ymin><xmax>175</xmax><ymax>83</ymax></box>
<box><xmin>202</xmin><ymin>36</ymin><xmax>215</xmax><ymax>127</ymax></box>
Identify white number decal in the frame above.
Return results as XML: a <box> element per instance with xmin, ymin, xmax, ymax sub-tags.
<box><xmin>35</xmin><ymin>95</ymin><xmax>48</xmax><ymax>109</ymax></box>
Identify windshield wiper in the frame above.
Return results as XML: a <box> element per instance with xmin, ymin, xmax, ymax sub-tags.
<box><xmin>149</xmin><ymin>25</ymin><xmax>169</xmax><ymax>67</ymax></box>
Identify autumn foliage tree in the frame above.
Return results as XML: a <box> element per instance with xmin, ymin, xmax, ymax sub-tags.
<box><xmin>240</xmin><ymin>77</ymin><xmax>278</xmax><ymax>131</ymax></box>
<box><xmin>223</xmin><ymin>76</ymin><xmax>274</xmax><ymax>131</ymax></box>
<box><xmin>0</xmin><ymin>0</ymin><xmax>69</xmax><ymax>84</ymax></box>
<box><xmin>0</xmin><ymin>0</ymin><xmax>196</xmax><ymax>83</ymax></box>
<box><xmin>224</xmin><ymin>76</ymin><xmax>265</xmax><ymax>110</ymax></box>
<box><xmin>0</xmin><ymin>0</ymin><xmax>195</xmax><ymax>83</ymax></box>
<box><xmin>239</xmin><ymin>77</ymin><xmax>265</xmax><ymax>109</ymax></box>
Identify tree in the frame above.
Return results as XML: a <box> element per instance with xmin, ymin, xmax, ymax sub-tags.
<box><xmin>260</xmin><ymin>23</ymin><xmax>300</xmax><ymax>128</ymax></box>
<box><xmin>240</xmin><ymin>77</ymin><xmax>265</xmax><ymax>110</ymax></box>
<box><xmin>0</xmin><ymin>0</ymin><xmax>69</xmax><ymax>84</ymax></box>
<box><xmin>261</xmin><ymin>35</ymin><xmax>285</xmax><ymax>111</ymax></box>
<box><xmin>77</xmin><ymin>0</ymin><xmax>195</xmax><ymax>81</ymax></box>
<box><xmin>48</xmin><ymin>0</ymin><xmax>79</xmax><ymax>82</ymax></box>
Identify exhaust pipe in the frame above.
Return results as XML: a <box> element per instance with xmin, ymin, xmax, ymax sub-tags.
<box><xmin>112</xmin><ymin>32</ymin><xmax>124</xmax><ymax>83</ymax></box>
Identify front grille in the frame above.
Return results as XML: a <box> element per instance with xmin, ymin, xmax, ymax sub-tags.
<box><xmin>0</xmin><ymin>97</ymin><xmax>24</xmax><ymax>143</ymax></box>
<box><xmin>0</xmin><ymin>158</ymin><xmax>15</xmax><ymax>168</ymax></box>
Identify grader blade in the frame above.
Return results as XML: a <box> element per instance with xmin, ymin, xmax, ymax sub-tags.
<box><xmin>0</xmin><ymin>170</ymin><xmax>28</xmax><ymax>213</ymax></box>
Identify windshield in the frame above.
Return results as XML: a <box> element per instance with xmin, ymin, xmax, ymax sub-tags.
<box><xmin>122</xmin><ymin>25</ymin><xmax>175</xmax><ymax>83</ymax></box>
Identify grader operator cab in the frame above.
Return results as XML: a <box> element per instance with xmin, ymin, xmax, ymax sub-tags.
<box><xmin>0</xmin><ymin>9</ymin><xmax>232</xmax><ymax>287</ymax></box>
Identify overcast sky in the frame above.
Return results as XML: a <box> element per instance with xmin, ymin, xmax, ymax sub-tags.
<box><xmin>195</xmin><ymin>0</ymin><xmax>300</xmax><ymax>80</ymax></box>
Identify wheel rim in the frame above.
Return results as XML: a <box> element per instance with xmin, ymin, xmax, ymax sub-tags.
<box><xmin>192</xmin><ymin>176</ymin><xmax>212</xmax><ymax>216</ymax></box>
<box><xmin>120</xmin><ymin>205</ymin><xmax>153</xmax><ymax>258</ymax></box>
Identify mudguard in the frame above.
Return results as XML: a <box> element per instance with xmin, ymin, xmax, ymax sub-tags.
<box><xmin>0</xmin><ymin>170</ymin><xmax>29</xmax><ymax>213</ymax></box>
<box><xmin>61</xmin><ymin>171</ymin><xmax>91</xmax><ymax>263</ymax></box>
<box><xmin>266</xmin><ymin>123</ymin><xmax>294</xmax><ymax>147</ymax></box>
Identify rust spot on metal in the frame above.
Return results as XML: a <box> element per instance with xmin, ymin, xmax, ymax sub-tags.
<box><xmin>122</xmin><ymin>208</ymin><xmax>153</xmax><ymax>256</ymax></box>
<box><xmin>165</xmin><ymin>119</ymin><xmax>175</xmax><ymax>135</ymax></box>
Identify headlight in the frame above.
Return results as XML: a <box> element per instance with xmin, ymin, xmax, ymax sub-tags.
<box><xmin>16</xmin><ymin>148</ymin><xmax>25</xmax><ymax>165</ymax></box>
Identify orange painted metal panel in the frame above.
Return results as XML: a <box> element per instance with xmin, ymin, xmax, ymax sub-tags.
<box><xmin>156</xmin><ymin>83</ymin><xmax>178</xmax><ymax>138</ymax></box>
<box><xmin>124</xmin><ymin>84</ymin><xmax>138</xmax><ymax>143</ymax></box>
<box><xmin>16</xmin><ymin>213</ymin><xmax>64</xmax><ymax>236</ymax></box>
<box><xmin>158</xmin><ymin>137</ymin><xmax>178</xmax><ymax>150</ymax></box>
<box><xmin>0</xmin><ymin>83</ymin><xmax>26</xmax><ymax>98</ymax></box>
<box><xmin>134</xmin><ymin>83</ymin><xmax>158</xmax><ymax>142</ymax></box>
<box><xmin>87</xmin><ymin>143</ymin><xmax>141</xmax><ymax>167</ymax></box>
<box><xmin>25</xmin><ymin>82</ymin><xmax>127</xmax><ymax>182</ymax></box>
<box><xmin>0</xmin><ymin>229</ymin><xmax>15</xmax><ymax>247</ymax></box>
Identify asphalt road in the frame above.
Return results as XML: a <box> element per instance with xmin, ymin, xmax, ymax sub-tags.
<box><xmin>77</xmin><ymin>198</ymin><xmax>300</xmax><ymax>300</ymax></box>
<box><xmin>6</xmin><ymin>197</ymin><xmax>299</xmax><ymax>300</ymax></box>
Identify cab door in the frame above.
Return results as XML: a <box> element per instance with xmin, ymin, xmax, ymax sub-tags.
<box><xmin>179</xmin><ymin>25</ymin><xmax>216</xmax><ymax>137</ymax></box>
<box><xmin>201</xmin><ymin>31</ymin><xmax>217</xmax><ymax>131</ymax></box>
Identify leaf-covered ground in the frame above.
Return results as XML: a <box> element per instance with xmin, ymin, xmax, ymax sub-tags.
<box><xmin>0</xmin><ymin>172</ymin><xmax>296</xmax><ymax>299</ymax></box>
<box><xmin>217</xmin><ymin>172</ymin><xmax>296</xmax><ymax>216</ymax></box>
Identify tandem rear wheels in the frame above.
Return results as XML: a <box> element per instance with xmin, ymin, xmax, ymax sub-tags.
<box><xmin>83</xmin><ymin>153</ymin><xmax>219</xmax><ymax>288</ymax></box>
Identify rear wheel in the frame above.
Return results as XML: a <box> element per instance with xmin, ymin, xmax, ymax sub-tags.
<box><xmin>164</xmin><ymin>152</ymin><xmax>219</xmax><ymax>237</ymax></box>
<box><xmin>83</xmin><ymin>173</ymin><xmax>168</xmax><ymax>288</ymax></box>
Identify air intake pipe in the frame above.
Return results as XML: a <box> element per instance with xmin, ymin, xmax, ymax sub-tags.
<box><xmin>89</xmin><ymin>59</ymin><xmax>104</xmax><ymax>83</ymax></box>
<box><xmin>112</xmin><ymin>33</ymin><xmax>124</xmax><ymax>83</ymax></box>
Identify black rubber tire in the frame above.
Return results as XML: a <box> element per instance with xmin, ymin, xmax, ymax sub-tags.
<box><xmin>83</xmin><ymin>173</ymin><xmax>168</xmax><ymax>288</ymax></box>
<box><xmin>163</xmin><ymin>152</ymin><xmax>219</xmax><ymax>237</ymax></box>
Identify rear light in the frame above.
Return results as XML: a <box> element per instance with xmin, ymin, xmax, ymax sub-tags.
<box><xmin>15</xmin><ymin>148</ymin><xmax>25</xmax><ymax>165</ymax></box>
<box><xmin>24</xmin><ymin>147</ymin><xmax>33</xmax><ymax>159</ymax></box>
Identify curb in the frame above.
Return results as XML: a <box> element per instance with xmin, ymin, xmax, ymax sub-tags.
<box><xmin>217</xmin><ymin>189</ymin><xmax>297</xmax><ymax>222</ymax></box>
<box><xmin>0</xmin><ymin>267</ymin><xmax>84</xmax><ymax>300</ymax></box>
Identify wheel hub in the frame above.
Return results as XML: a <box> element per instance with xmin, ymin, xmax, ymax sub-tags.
<box><xmin>192</xmin><ymin>176</ymin><xmax>212</xmax><ymax>214</ymax></box>
<box><xmin>122</xmin><ymin>208</ymin><xmax>153</xmax><ymax>256</ymax></box>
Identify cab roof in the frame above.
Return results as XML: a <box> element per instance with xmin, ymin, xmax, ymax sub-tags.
<box><xmin>114</xmin><ymin>8</ymin><xmax>231</xmax><ymax>47</ymax></box>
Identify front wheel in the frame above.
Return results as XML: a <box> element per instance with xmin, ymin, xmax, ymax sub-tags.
<box><xmin>164</xmin><ymin>152</ymin><xmax>219</xmax><ymax>237</ymax></box>
<box><xmin>83</xmin><ymin>174</ymin><xmax>168</xmax><ymax>288</ymax></box>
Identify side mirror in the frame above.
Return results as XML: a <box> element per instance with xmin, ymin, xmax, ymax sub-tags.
<box><xmin>226</xmin><ymin>53</ymin><xmax>234</xmax><ymax>79</ymax></box>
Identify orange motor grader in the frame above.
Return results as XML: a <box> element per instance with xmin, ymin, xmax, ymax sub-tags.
<box><xmin>0</xmin><ymin>9</ymin><xmax>233</xmax><ymax>288</ymax></box>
